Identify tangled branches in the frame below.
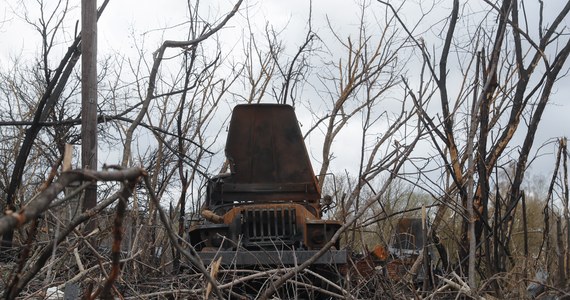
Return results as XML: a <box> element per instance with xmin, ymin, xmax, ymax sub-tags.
<box><xmin>1</xmin><ymin>167</ymin><xmax>145</xmax><ymax>299</ymax></box>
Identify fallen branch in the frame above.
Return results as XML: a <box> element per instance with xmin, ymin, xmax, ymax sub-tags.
<box><xmin>430</xmin><ymin>272</ymin><xmax>486</xmax><ymax>300</ymax></box>
<box><xmin>58</xmin><ymin>250</ymin><xmax>142</xmax><ymax>290</ymax></box>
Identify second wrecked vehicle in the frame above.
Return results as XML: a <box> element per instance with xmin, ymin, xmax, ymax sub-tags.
<box><xmin>189</xmin><ymin>104</ymin><xmax>346</xmax><ymax>266</ymax></box>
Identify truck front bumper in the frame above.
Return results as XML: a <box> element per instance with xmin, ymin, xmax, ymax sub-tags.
<box><xmin>195</xmin><ymin>249</ymin><xmax>347</xmax><ymax>266</ymax></box>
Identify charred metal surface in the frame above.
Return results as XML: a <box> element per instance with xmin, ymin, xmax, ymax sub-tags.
<box><xmin>204</xmin><ymin>104</ymin><xmax>321</xmax><ymax>213</ymax></box>
<box><xmin>225</xmin><ymin>105</ymin><xmax>320</xmax><ymax>201</ymax></box>
<box><xmin>386</xmin><ymin>257</ymin><xmax>416</xmax><ymax>280</ymax></box>
<box><xmin>305</xmin><ymin>220</ymin><xmax>342</xmax><ymax>249</ymax></box>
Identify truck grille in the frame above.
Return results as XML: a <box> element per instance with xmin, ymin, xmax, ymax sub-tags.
<box><xmin>241</xmin><ymin>208</ymin><xmax>297</xmax><ymax>246</ymax></box>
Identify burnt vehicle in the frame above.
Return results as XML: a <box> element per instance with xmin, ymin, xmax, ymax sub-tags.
<box><xmin>386</xmin><ymin>217</ymin><xmax>442</xmax><ymax>286</ymax></box>
<box><xmin>189</xmin><ymin>104</ymin><xmax>346</xmax><ymax>266</ymax></box>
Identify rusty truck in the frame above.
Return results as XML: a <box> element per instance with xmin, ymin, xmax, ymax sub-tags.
<box><xmin>189</xmin><ymin>104</ymin><xmax>346</xmax><ymax>267</ymax></box>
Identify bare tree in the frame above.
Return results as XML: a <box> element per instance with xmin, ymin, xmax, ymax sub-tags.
<box><xmin>0</xmin><ymin>0</ymin><xmax>243</xmax><ymax>297</ymax></box>
<box><xmin>380</xmin><ymin>0</ymin><xmax>570</xmax><ymax>291</ymax></box>
<box><xmin>0</xmin><ymin>0</ymin><xmax>110</xmax><ymax>253</ymax></box>
<box><xmin>3</xmin><ymin>0</ymin><xmax>570</xmax><ymax>298</ymax></box>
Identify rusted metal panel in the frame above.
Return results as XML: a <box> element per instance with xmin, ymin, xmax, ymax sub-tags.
<box><xmin>223</xmin><ymin>104</ymin><xmax>320</xmax><ymax>203</ymax></box>
<box><xmin>386</xmin><ymin>258</ymin><xmax>416</xmax><ymax>280</ymax></box>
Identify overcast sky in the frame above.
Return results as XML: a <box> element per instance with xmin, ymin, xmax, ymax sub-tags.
<box><xmin>1</xmin><ymin>0</ymin><xmax>569</xmax><ymax>188</ymax></box>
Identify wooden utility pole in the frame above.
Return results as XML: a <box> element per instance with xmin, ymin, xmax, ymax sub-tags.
<box><xmin>81</xmin><ymin>0</ymin><xmax>97</xmax><ymax>231</ymax></box>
